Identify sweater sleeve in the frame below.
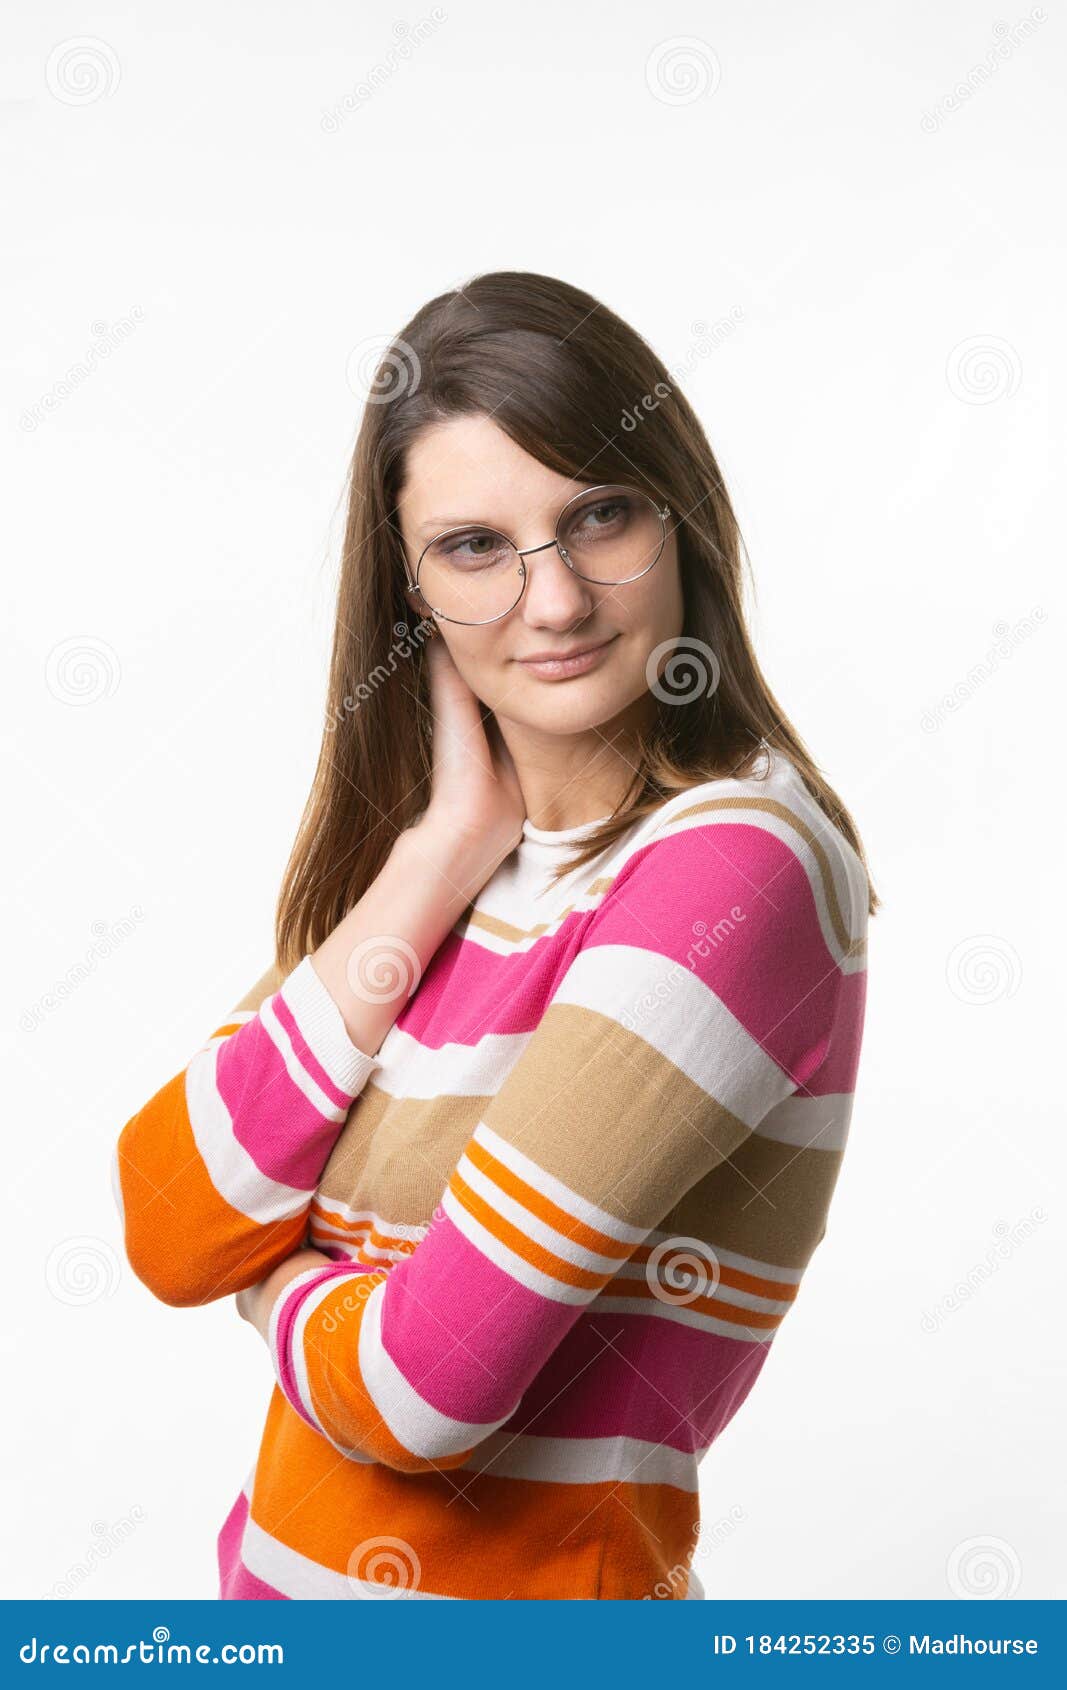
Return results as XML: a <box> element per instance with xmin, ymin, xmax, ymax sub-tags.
<box><xmin>265</xmin><ymin>818</ymin><xmax>848</xmax><ymax>1474</ymax></box>
<box><xmin>112</xmin><ymin>956</ymin><xmax>384</xmax><ymax>1307</ymax></box>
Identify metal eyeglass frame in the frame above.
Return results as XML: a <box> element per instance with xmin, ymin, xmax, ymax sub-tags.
<box><xmin>404</xmin><ymin>482</ymin><xmax>673</xmax><ymax>627</ymax></box>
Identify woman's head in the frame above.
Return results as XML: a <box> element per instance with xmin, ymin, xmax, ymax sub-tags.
<box><xmin>275</xmin><ymin>271</ymin><xmax>877</xmax><ymax>969</ymax></box>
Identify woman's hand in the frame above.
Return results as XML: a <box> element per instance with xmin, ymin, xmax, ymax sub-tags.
<box><xmin>417</xmin><ymin>632</ymin><xmax>526</xmax><ymax>872</ymax></box>
<box><xmin>235</xmin><ymin>1247</ymin><xmax>333</xmax><ymax>1342</ymax></box>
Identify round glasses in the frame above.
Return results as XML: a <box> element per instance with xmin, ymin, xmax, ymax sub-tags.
<box><xmin>405</xmin><ymin>483</ymin><xmax>672</xmax><ymax>627</ymax></box>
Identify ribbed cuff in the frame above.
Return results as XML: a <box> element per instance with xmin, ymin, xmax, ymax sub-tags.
<box><xmin>276</xmin><ymin>954</ymin><xmax>383</xmax><ymax>1098</ymax></box>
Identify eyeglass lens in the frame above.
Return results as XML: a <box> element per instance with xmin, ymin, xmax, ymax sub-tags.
<box><xmin>414</xmin><ymin>485</ymin><xmax>665</xmax><ymax>624</ymax></box>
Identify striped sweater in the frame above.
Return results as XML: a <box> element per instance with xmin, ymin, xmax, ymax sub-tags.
<box><xmin>111</xmin><ymin>747</ymin><xmax>869</xmax><ymax>1600</ymax></box>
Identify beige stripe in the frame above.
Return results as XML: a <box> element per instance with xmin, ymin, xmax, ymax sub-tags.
<box><xmin>660</xmin><ymin>1135</ymin><xmax>845</xmax><ymax>1272</ymax></box>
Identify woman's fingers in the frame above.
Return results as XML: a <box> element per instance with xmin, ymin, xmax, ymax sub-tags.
<box><xmin>425</xmin><ymin>635</ymin><xmax>494</xmax><ymax>783</ymax></box>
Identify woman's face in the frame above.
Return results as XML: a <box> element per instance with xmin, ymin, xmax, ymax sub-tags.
<box><xmin>396</xmin><ymin>414</ymin><xmax>684</xmax><ymax>738</ymax></box>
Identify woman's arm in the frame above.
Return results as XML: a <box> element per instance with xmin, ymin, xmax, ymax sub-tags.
<box><xmin>112</xmin><ymin>636</ymin><xmax>524</xmax><ymax>1309</ymax></box>
<box><xmin>112</xmin><ymin>823</ymin><xmax>519</xmax><ymax>1308</ymax></box>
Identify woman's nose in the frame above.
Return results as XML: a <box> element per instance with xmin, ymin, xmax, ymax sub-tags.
<box><xmin>517</xmin><ymin>541</ymin><xmax>598</xmax><ymax>625</ymax></box>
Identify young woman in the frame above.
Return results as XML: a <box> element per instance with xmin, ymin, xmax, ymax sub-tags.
<box><xmin>112</xmin><ymin>270</ymin><xmax>876</xmax><ymax>1601</ymax></box>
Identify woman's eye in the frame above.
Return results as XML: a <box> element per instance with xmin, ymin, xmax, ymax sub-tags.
<box><xmin>578</xmin><ymin>500</ymin><xmax>625</xmax><ymax>531</ymax></box>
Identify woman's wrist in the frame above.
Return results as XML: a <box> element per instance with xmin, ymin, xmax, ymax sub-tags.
<box><xmin>309</xmin><ymin>821</ymin><xmax>509</xmax><ymax>1058</ymax></box>
<box><xmin>401</xmin><ymin>812</ymin><xmax>517</xmax><ymax>902</ymax></box>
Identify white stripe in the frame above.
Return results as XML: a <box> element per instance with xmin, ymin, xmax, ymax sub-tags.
<box><xmin>239</xmin><ymin>1511</ymin><xmax>455</xmax><ymax>1599</ymax></box>
<box><xmin>590</xmin><ymin>1292</ymin><xmax>775</xmax><ymax>1343</ymax></box>
<box><xmin>357</xmin><ymin>1274</ymin><xmax>516</xmax><ymax>1461</ymax></box>
<box><xmin>370</xmin><ymin>1024</ymin><xmax>534</xmax><ymax>1098</ymax></box>
<box><xmin>550</xmin><ymin>944</ymin><xmax>794</xmax><ymax>1126</ymax></box>
<box><xmin>440</xmin><ymin>1183</ymin><xmax>598</xmax><ymax>1306</ymax></box>
<box><xmin>307</xmin><ymin>1222</ymin><xmax>412</xmax><ymax>1266</ymax></box>
<box><xmin>454</xmin><ymin>1149</ymin><xmax>632</xmax><ymax>1278</ymax></box>
<box><xmin>184</xmin><ymin>1044</ymin><xmax>310</xmax><ymax>1224</ymax></box>
<box><xmin>109</xmin><ymin>1141</ymin><xmax>126</xmax><ymax>1230</ymax></box>
<box><xmin>755</xmin><ymin>1090</ymin><xmax>854</xmax><ymax>1152</ymax></box>
<box><xmin>462</xmin><ymin>1429</ymin><xmax>701</xmax><ymax>1491</ymax></box>
<box><xmin>636</xmin><ymin>1228</ymin><xmax>804</xmax><ymax>1286</ymax></box>
<box><xmin>258</xmin><ymin>992</ymin><xmax>352</xmax><ymax>1123</ymax></box>
<box><xmin>310</xmin><ymin>1197</ymin><xmax>426</xmax><ymax>1241</ymax></box>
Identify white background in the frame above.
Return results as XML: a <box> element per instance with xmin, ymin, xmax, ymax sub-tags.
<box><xmin>2</xmin><ymin>1</ymin><xmax>1062</xmax><ymax>1601</ymax></box>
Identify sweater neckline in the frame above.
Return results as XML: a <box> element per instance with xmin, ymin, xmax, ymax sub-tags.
<box><xmin>520</xmin><ymin>812</ymin><xmax>614</xmax><ymax>847</ymax></box>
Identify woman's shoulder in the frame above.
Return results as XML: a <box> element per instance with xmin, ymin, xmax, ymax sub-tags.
<box><xmin>607</xmin><ymin>746</ymin><xmax>867</xmax><ymax>962</ymax></box>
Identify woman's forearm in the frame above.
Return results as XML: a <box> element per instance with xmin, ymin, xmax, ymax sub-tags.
<box><xmin>309</xmin><ymin>820</ymin><xmax>505</xmax><ymax>1057</ymax></box>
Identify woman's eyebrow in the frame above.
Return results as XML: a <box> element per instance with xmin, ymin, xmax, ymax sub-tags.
<box><xmin>414</xmin><ymin>516</ymin><xmax>480</xmax><ymax>537</ymax></box>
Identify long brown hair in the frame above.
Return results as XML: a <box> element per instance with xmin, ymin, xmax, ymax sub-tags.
<box><xmin>274</xmin><ymin>270</ymin><xmax>878</xmax><ymax>973</ymax></box>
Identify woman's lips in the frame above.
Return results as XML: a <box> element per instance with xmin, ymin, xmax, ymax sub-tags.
<box><xmin>514</xmin><ymin>635</ymin><xmax>618</xmax><ymax>680</ymax></box>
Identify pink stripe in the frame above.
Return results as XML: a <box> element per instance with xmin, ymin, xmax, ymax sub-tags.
<box><xmin>216</xmin><ymin>1489</ymin><xmax>286</xmax><ymax>1600</ymax></box>
<box><xmin>801</xmin><ymin>968</ymin><xmax>867</xmax><ymax>1095</ymax></box>
<box><xmin>212</xmin><ymin>1018</ymin><xmax>346</xmax><ymax>1189</ymax></box>
<box><xmin>376</xmin><ymin>1216</ymin><xmax>583</xmax><ymax>1426</ymax></box>
<box><xmin>507</xmin><ymin>1309</ymin><xmax>772</xmax><ymax>1453</ymax></box>
<box><xmin>272</xmin><ymin>989</ymin><xmax>352</xmax><ymax>1113</ymax></box>
<box><xmin>394</xmin><ymin>916</ymin><xmax>588</xmax><ymax>1045</ymax></box>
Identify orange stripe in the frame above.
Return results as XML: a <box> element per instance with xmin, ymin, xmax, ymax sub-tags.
<box><xmin>603</xmin><ymin>1273</ymin><xmax>783</xmax><ymax>1331</ymax></box>
<box><xmin>464</xmin><ymin>1137</ymin><xmax>635</xmax><ymax>1262</ymax></box>
<box><xmin>630</xmin><ymin>1252</ymin><xmax>800</xmax><ymax>1305</ymax></box>
<box><xmin>116</xmin><ymin>1072</ymin><xmax>306</xmax><ymax>1304</ymax></box>
<box><xmin>309</xmin><ymin>1203</ymin><xmax>419</xmax><ymax>1255</ymax></box>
